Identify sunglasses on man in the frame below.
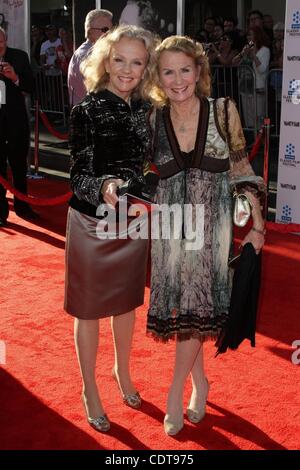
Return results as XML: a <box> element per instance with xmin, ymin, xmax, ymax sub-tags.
<box><xmin>90</xmin><ymin>27</ymin><xmax>110</xmax><ymax>33</ymax></box>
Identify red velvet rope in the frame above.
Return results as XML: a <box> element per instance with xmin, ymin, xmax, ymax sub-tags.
<box><xmin>248</xmin><ymin>127</ymin><xmax>264</xmax><ymax>162</ymax></box>
<box><xmin>0</xmin><ymin>174</ymin><xmax>72</xmax><ymax>206</ymax></box>
<box><xmin>39</xmin><ymin>110</ymin><xmax>69</xmax><ymax>141</ymax></box>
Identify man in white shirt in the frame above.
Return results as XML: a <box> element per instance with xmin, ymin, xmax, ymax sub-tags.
<box><xmin>67</xmin><ymin>9</ymin><xmax>113</xmax><ymax>107</ymax></box>
<box><xmin>40</xmin><ymin>25</ymin><xmax>62</xmax><ymax>76</ymax></box>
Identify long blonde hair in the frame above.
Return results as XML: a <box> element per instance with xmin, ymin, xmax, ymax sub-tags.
<box><xmin>149</xmin><ymin>35</ymin><xmax>211</xmax><ymax>106</ymax></box>
<box><xmin>81</xmin><ymin>24</ymin><xmax>157</xmax><ymax>100</ymax></box>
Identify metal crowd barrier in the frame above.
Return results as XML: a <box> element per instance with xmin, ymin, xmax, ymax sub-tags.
<box><xmin>210</xmin><ymin>64</ymin><xmax>258</xmax><ymax>136</ymax></box>
<box><xmin>265</xmin><ymin>68</ymin><xmax>283</xmax><ymax>138</ymax></box>
<box><xmin>33</xmin><ymin>68</ymin><xmax>69</xmax><ymax>126</ymax></box>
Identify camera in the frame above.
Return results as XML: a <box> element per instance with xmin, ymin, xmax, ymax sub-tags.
<box><xmin>203</xmin><ymin>41</ymin><xmax>220</xmax><ymax>52</ymax></box>
<box><xmin>245</xmin><ymin>40</ymin><xmax>255</xmax><ymax>50</ymax></box>
<box><xmin>238</xmin><ymin>40</ymin><xmax>255</xmax><ymax>58</ymax></box>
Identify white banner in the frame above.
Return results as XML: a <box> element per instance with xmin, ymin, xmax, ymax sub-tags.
<box><xmin>0</xmin><ymin>0</ymin><xmax>30</xmax><ymax>54</ymax></box>
<box><xmin>276</xmin><ymin>0</ymin><xmax>300</xmax><ymax>224</ymax></box>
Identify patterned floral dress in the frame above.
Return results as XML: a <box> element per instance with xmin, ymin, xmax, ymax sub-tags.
<box><xmin>146</xmin><ymin>97</ymin><xmax>265</xmax><ymax>342</ymax></box>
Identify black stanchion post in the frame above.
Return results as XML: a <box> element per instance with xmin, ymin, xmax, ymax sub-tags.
<box><xmin>34</xmin><ymin>100</ymin><xmax>39</xmax><ymax>175</ymax></box>
<box><xmin>263</xmin><ymin>117</ymin><xmax>271</xmax><ymax>220</ymax></box>
<box><xmin>30</xmin><ymin>100</ymin><xmax>44</xmax><ymax>180</ymax></box>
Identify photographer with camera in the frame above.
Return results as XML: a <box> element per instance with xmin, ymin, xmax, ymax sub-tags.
<box><xmin>208</xmin><ymin>31</ymin><xmax>239</xmax><ymax>66</ymax></box>
<box><xmin>0</xmin><ymin>27</ymin><xmax>35</xmax><ymax>227</ymax></box>
<box><xmin>233</xmin><ymin>26</ymin><xmax>270</xmax><ymax>128</ymax></box>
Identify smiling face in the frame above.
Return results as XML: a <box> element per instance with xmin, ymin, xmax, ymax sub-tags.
<box><xmin>158</xmin><ymin>50</ymin><xmax>200</xmax><ymax>104</ymax></box>
<box><xmin>105</xmin><ymin>36</ymin><xmax>149</xmax><ymax>101</ymax></box>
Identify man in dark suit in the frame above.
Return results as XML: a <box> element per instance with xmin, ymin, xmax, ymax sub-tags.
<box><xmin>0</xmin><ymin>26</ymin><xmax>36</xmax><ymax>227</ymax></box>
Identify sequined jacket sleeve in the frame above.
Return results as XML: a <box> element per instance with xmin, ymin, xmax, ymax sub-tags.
<box><xmin>69</xmin><ymin>104</ymin><xmax>117</xmax><ymax>207</ymax></box>
<box><xmin>216</xmin><ymin>98</ymin><xmax>266</xmax><ymax>198</ymax></box>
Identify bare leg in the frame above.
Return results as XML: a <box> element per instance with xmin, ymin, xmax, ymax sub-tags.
<box><xmin>166</xmin><ymin>337</ymin><xmax>202</xmax><ymax>420</ymax></box>
<box><xmin>74</xmin><ymin>318</ymin><xmax>105</xmax><ymax>418</ymax></box>
<box><xmin>111</xmin><ymin>309</ymin><xmax>137</xmax><ymax>395</ymax></box>
<box><xmin>189</xmin><ymin>344</ymin><xmax>208</xmax><ymax>411</ymax></box>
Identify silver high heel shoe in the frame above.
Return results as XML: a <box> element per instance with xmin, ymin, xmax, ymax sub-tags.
<box><xmin>81</xmin><ymin>393</ymin><xmax>111</xmax><ymax>433</ymax></box>
<box><xmin>163</xmin><ymin>414</ymin><xmax>184</xmax><ymax>436</ymax></box>
<box><xmin>112</xmin><ymin>369</ymin><xmax>142</xmax><ymax>409</ymax></box>
<box><xmin>186</xmin><ymin>378</ymin><xmax>210</xmax><ymax>424</ymax></box>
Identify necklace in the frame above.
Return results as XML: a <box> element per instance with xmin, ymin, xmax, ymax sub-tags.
<box><xmin>178</xmin><ymin>122</ymin><xmax>187</xmax><ymax>133</ymax></box>
<box><xmin>170</xmin><ymin>99</ymin><xmax>200</xmax><ymax>134</ymax></box>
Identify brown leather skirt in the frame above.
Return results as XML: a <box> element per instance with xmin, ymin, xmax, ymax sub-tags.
<box><xmin>64</xmin><ymin>208</ymin><xmax>149</xmax><ymax>319</ymax></box>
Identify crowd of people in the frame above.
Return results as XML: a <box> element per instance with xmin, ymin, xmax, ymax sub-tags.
<box><xmin>25</xmin><ymin>8</ymin><xmax>286</xmax><ymax>135</ymax></box>
<box><xmin>30</xmin><ymin>23</ymin><xmax>73</xmax><ymax>77</ymax></box>
<box><xmin>196</xmin><ymin>10</ymin><xmax>284</xmax><ymax>66</ymax></box>
<box><xmin>18</xmin><ymin>7</ymin><xmax>285</xmax><ymax>131</ymax></box>
<box><xmin>196</xmin><ymin>11</ymin><xmax>284</xmax><ymax>128</ymax></box>
<box><xmin>1</xmin><ymin>5</ymin><xmax>274</xmax><ymax>436</ymax></box>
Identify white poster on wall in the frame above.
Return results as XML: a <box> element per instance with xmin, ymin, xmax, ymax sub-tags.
<box><xmin>276</xmin><ymin>0</ymin><xmax>300</xmax><ymax>224</ymax></box>
<box><xmin>0</xmin><ymin>0</ymin><xmax>30</xmax><ymax>54</ymax></box>
<box><xmin>96</xmin><ymin>0</ymin><xmax>185</xmax><ymax>35</ymax></box>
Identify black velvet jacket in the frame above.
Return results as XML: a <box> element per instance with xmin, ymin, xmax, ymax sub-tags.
<box><xmin>69</xmin><ymin>89</ymin><xmax>151</xmax><ymax>217</ymax></box>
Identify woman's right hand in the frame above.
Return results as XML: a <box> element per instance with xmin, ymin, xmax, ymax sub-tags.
<box><xmin>101</xmin><ymin>178</ymin><xmax>124</xmax><ymax>208</ymax></box>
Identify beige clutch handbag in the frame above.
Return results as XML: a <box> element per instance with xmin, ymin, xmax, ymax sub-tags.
<box><xmin>233</xmin><ymin>191</ymin><xmax>252</xmax><ymax>227</ymax></box>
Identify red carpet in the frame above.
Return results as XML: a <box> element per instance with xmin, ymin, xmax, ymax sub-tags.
<box><xmin>1</xmin><ymin>178</ymin><xmax>300</xmax><ymax>450</ymax></box>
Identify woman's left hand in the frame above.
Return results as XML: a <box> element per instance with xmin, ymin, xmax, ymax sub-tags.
<box><xmin>241</xmin><ymin>228</ymin><xmax>265</xmax><ymax>254</ymax></box>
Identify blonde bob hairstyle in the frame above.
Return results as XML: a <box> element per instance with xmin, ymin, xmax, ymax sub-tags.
<box><xmin>81</xmin><ymin>24</ymin><xmax>157</xmax><ymax>100</ymax></box>
<box><xmin>149</xmin><ymin>35</ymin><xmax>211</xmax><ymax>107</ymax></box>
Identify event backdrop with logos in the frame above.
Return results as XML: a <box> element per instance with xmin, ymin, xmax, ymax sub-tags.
<box><xmin>276</xmin><ymin>0</ymin><xmax>300</xmax><ymax>224</ymax></box>
<box><xmin>96</xmin><ymin>0</ymin><xmax>184</xmax><ymax>36</ymax></box>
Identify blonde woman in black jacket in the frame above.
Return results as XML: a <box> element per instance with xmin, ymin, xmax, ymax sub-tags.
<box><xmin>65</xmin><ymin>25</ymin><xmax>156</xmax><ymax>432</ymax></box>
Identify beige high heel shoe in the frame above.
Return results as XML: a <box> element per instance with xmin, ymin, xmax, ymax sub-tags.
<box><xmin>186</xmin><ymin>378</ymin><xmax>210</xmax><ymax>424</ymax></box>
<box><xmin>81</xmin><ymin>393</ymin><xmax>111</xmax><ymax>433</ymax></box>
<box><xmin>112</xmin><ymin>368</ymin><xmax>142</xmax><ymax>409</ymax></box>
<box><xmin>163</xmin><ymin>414</ymin><xmax>184</xmax><ymax>436</ymax></box>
